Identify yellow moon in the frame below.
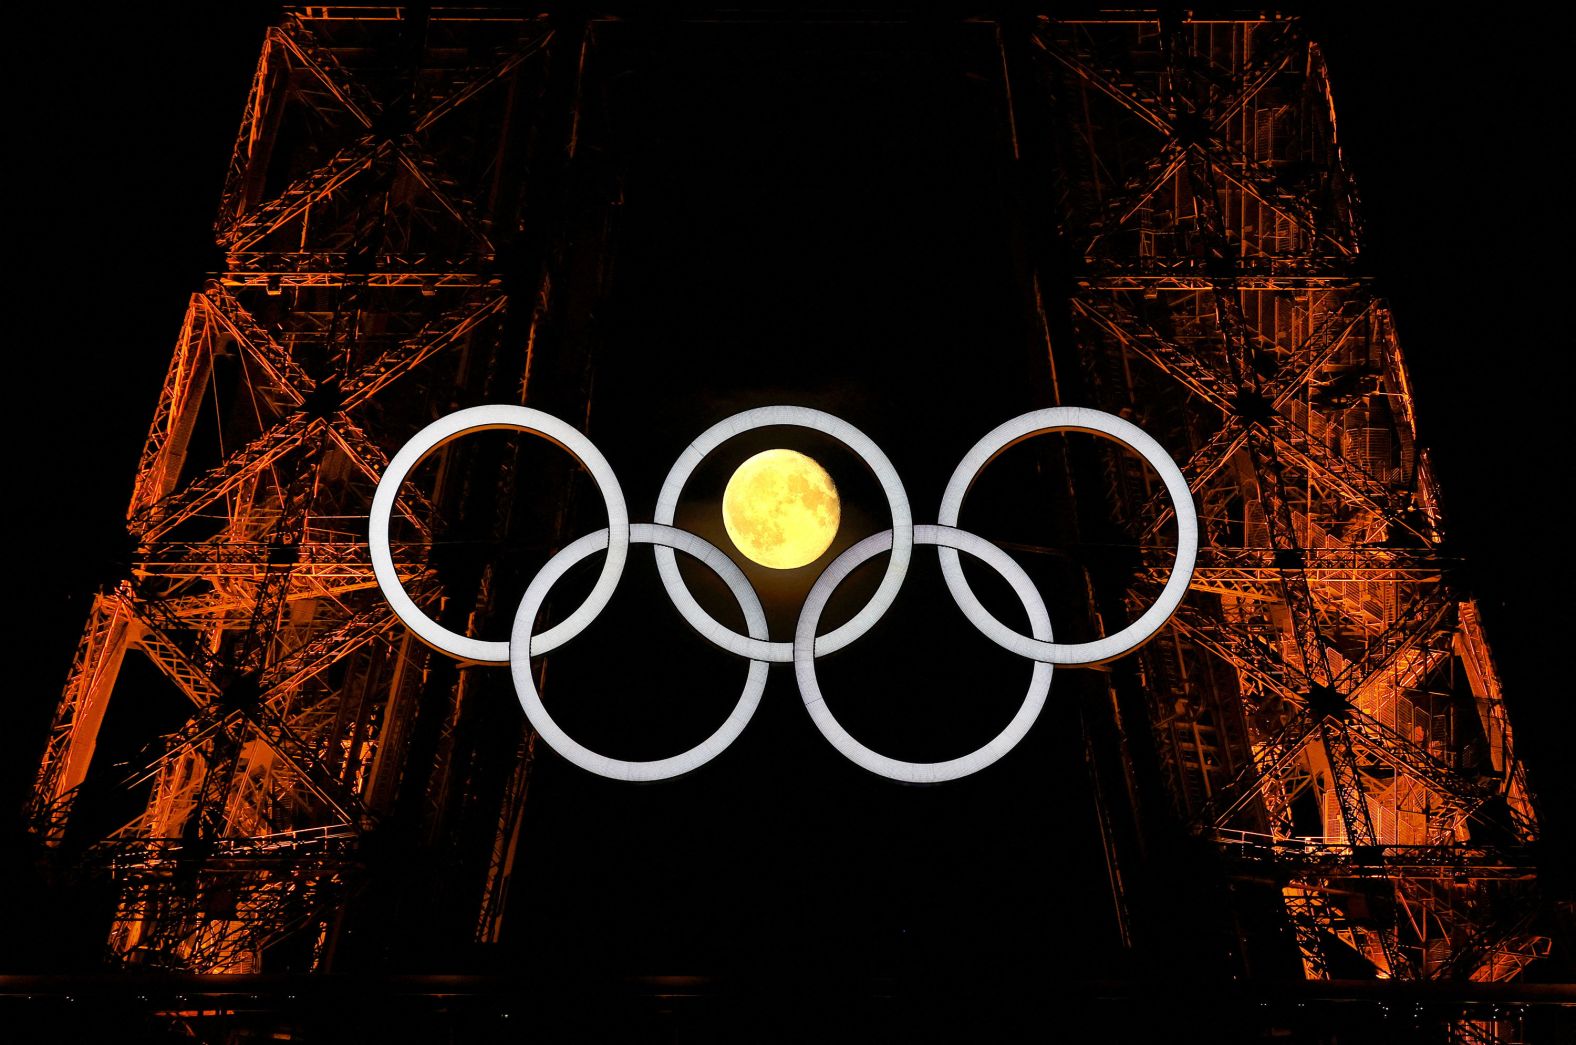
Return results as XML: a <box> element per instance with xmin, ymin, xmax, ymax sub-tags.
<box><xmin>722</xmin><ymin>449</ymin><xmax>840</xmax><ymax>569</ymax></box>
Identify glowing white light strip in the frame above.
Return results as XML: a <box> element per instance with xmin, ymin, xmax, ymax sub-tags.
<box><xmin>794</xmin><ymin>525</ymin><xmax>1054</xmax><ymax>783</ymax></box>
<box><xmin>935</xmin><ymin>406</ymin><xmax>1198</xmax><ymax>665</ymax></box>
<box><xmin>651</xmin><ymin>405</ymin><xmax>913</xmax><ymax>663</ymax></box>
<box><xmin>368</xmin><ymin>405</ymin><xmax>629</xmax><ymax>664</ymax></box>
<box><xmin>510</xmin><ymin>523</ymin><xmax>769</xmax><ymax>781</ymax></box>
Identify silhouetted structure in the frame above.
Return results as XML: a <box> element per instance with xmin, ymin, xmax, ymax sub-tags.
<box><xmin>23</xmin><ymin>9</ymin><xmax>1556</xmax><ymax>1042</ymax></box>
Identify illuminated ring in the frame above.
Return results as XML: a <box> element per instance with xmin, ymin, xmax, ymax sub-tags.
<box><xmin>511</xmin><ymin>523</ymin><xmax>769</xmax><ymax>781</ymax></box>
<box><xmin>794</xmin><ymin>524</ymin><xmax>1054</xmax><ymax>783</ymax></box>
<box><xmin>653</xmin><ymin>406</ymin><xmax>913</xmax><ymax>664</ymax></box>
<box><xmin>936</xmin><ymin>406</ymin><xmax>1197</xmax><ymax>665</ymax></box>
<box><xmin>369</xmin><ymin>405</ymin><xmax>629</xmax><ymax>664</ymax></box>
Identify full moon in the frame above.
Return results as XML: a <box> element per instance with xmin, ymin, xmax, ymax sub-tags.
<box><xmin>722</xmin><ymin>449</ymin><xmax>841</xmax><ymax>569</ymax></box>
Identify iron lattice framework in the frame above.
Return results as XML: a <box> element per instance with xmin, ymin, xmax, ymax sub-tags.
<box><xmin>1024</xmin><ymin>12</ymin><xmax>1544</xmax><ymax>1010</ymax></box>
<box><xmin>27</xmin><ymin>7</ymin><xmax>1548</xmax><ymax>1034</ymax></box>
<box><xmin>28</xmin><ymin>8</ymin><xmax>577</xmax><ymax>971</ymax></box>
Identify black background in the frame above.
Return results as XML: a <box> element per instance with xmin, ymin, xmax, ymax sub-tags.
<box><xmin>8</xmin><ymin>0</ymin><xmax>1570</xmax><ymax>1000</ymax></box>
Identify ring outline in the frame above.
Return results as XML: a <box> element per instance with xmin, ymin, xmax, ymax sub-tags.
<box><xmin>510</xmin><ymin>523</ymin><xmax>769</xmax><ymax>782</ymax></box>
<box><xmin>935</xmin><ymin>406</ymin><xmax>1198</xmax><ymax>665</ymax></box>
<box><xmin>368</xmin><ymin>404</ymin><xmax>630</xmax><ymax>664</ymax></box>
<box><xmin>652</xmin><ymin>405</ymin><xmax>913</xmax><ymax>664</ymax></box>
<box><xmin>793</xmin><ymin>524</ymin><xmax>1054</xmax><ymax>783</ymax></box>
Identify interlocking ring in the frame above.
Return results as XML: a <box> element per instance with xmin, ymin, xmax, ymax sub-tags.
<box><xmin>369</xmin><ymin>405</ymin><xmax>629</xmax><ymax>664</ymax></box>
<box><xmin>795</xmin><ymin>525</ymin><xmax>1053</xmax><ymax>783</ymax></box>
<box><xmin>511</xmin><ymin>524</ymin><xmax>770</xmax><ymax>782</ymax></box>
<box><xmin>370</xmin><ymin>404</ymin><xmax>1197</xmax><ymax>782</ymax></box>
<box><xmin>937</xmin><ymin>406</ymin><xmax>1199</xmax><ymax>665</ymax></box>
<box><xmin>652</xmin><ymin>405</ymin><xmax>912</xmax><ymax>663</ymax></box>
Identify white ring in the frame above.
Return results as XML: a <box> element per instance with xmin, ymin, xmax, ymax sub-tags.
<box><xmin>511</xmin><ymin>523</ymin><xmax>769</xmax><ymax>782</ymax></box>
<box><xmin>936</xmin><ymin>406</ymin><xmax>1197</xmax><ymax>665</ymax></box>
<box><xmin>793</xmin><ymin>524</ymin><xmax>1054</xmax><ymax>783</ymax></box>
<box><xmin>368</xmin><ymin>405</ymin><xmax>629</xmax><ymax>664</ymax></box>
<box><xmin>652</xmin><ymin>406</ymin><xmax>913</xmax><ymax>663</ymax></box>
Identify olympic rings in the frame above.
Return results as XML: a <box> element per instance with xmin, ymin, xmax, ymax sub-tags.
<box><xmin>370</xmin><ymin>404</ymin><xmax>1197</xmax><ymax>782</ymax></box>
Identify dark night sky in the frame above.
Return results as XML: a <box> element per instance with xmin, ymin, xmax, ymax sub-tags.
<box><xmin>9</xmin><ymin>2</ymin><xmax>1570</xmax><ymax>988</ymax></box>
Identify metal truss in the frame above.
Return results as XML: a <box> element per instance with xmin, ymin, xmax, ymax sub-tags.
<box><xmin>1028</xmin><ymin>12</ymin><xmax>1545</xmax><ymax>998</ymax></box>
<box><xmin>28</xmin><ymin>8</ymin><xmax>566</xmax><ymax>974</ymax></box>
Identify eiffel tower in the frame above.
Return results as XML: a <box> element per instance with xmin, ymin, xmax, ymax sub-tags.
<box><xmin>17</xmin><ymin>8</ymin><xmax>1563</xmax><ymax>1042</ymax></box>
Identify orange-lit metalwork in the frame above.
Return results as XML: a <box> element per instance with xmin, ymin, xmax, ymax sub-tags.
<box><xmin>1027</xmin><ymin>14</ymin><xmax>1545</xmax><ymax>1035</ymax></box>
<box><xmin>22</xmin><ymin>8</ymin><xmax>1552</xmax><ymax>1040</ymax></box>
<box><xmin>28</xmin><ymin>9</ymin><xmax>561</xmax><ymax>973</ymax></box>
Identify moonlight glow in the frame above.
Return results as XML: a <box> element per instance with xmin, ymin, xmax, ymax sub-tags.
<box><xmin>723</xmin><ymin>449</ymin><xmax>840</xmax><ymax>569</ymax></box>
